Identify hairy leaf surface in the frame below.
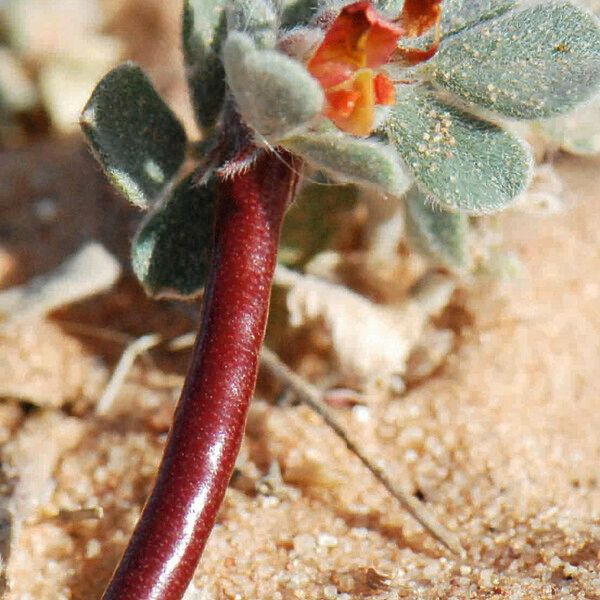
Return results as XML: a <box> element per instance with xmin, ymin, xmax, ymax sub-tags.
<box><xmin>385</xmin><ymin>86</ymin><xmax>532</xmax><ymax>214</ymax></box>
<box><xmin>81</xmin><ymin>63</ymin><xmax>186</xmax><ymax>209</ymax></box>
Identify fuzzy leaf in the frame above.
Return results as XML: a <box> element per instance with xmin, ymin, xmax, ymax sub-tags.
<box><xmin>371</xmin><ymin>0</ymin><xmax>406</xmax><ymax>14</ymax></box>
<box><xmin>281</xmin><ymin>0</ymin><xmax>320</xmax><ymax>27</ymax></box>
<box><xmin>280</xmin><ymin>182</ymin><xmax>357</xmax><ymax>266</ymax></box>
<box><xmin>436</xmin><ymin>0</ymin><xmax>515</xmax><ymax>36</ymax></box>
<box><xmin>183</xmin><ymin>0</ymin><xmax>228</xmax><ymax>130</ymax></box>
<box><xmin>427</xmin><ymin>2</ymin><xmax>600</xmax><ymax>119</ymax></box>
<box><xmin>283</xmin><ymin>131</ymin><xmax>410</xmax><ymax>197</ymax></box>
<box><xmin>227</xmin><ymin>0</ymin><xmax>280</xmax><ymax>48</ymax></box>
<box><xmin>223</xmin><ymin>32</ymin><xmax>324</xmax><ymax>140</ymax></box>
<box><xmin>384</xmin><ymin>86</ymin><xmax>532</xmax><ymax>214</ymax></box>
<box><xmin>132</xmin><ymin>174</ymin><xmax>215</xmax><ymax>297</ymax></box>
<box><xmin>405</xmin><ymin>186</ymin><xmax>470</xmax><ymax>272</ymax></box>
<box><xmin>81</xmin><ymin>63</ymin><xmax>187</xmax><ymax>209</ymax></box>
<box><xmin>537</xmin><ymin>99</ymin><xmax>600</xmax><ymax>156</ymax></box>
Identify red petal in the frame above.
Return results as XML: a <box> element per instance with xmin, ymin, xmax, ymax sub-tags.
<box><xmin>374</xmin><ymin>73</ymin><xmax>395</xmax><ymax>105</ymax></box>
<box><xmin>326</xmin><ymin>88</ymin><xmax>361</xmax><ymax>119</ymax></box>
<box><xmin>346</xmin><ymin>2</ymin><xmax>404</xmax><ymax>68</ymax></box>
<box><xmin>401</xmin><ymin>0</ymin><xmax>442</xmax><ymax>38</ymax></box>
<box><xmin>310</xmin><ymin>61</ymin><xmax>356</xmax><ymax>89</ymax></box>
<box><xmin>326</xmin><ymin>69</ymin><xmax>376</xmax><ymax>137</ymax></box>
<box><xmin>308</xmin><ymin>1</ymin><xmax>403</xmax><ymax>87</ymax></box>
<box><xmin>395</xmin><ymin>42</ymin><xmax>439</xmax><ymax>66</ymax></box>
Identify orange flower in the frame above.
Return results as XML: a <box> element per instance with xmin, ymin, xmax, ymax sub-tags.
<box><xmin>401</xmin><ymin>0</ymin><xmax>443</xmax><ymax>37</ymax></box>
<box><xmin>308</xmin><ymin>0</ymin><xmax>442</xmax><ymax>136</ymax></box>
<box><xmin>398</xmin><ymin>0</ymin><xmax>443</xmax><ymax>65</ymax></box>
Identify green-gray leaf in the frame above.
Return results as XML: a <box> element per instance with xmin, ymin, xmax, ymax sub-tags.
<box><xmin>405</xmin><ymin>186</ymin><xmax>470</xmax><ymax>272</ymax></box>
<box><xmin>81</xmin><ymin>63</ymin><xmax>187</xmax><ymax>210</ymax></box>
<box><xmin>183</xmin><ymin>0</ymin><xmax>227</xmax><ymax>130</ymax></box>
<box><xmin>132</xmin><ymin>174</ymin><xmax>215</xmax><ymax>297</ymax></box>
<box><xmin>227</xmin><ymin>0</ymin><xmax>279</xmax><ymax>48</ymax></box>
<box><xmin>427</xmin><ymin>2</ymin><xmax>600</xmax><ymax>119</ymax></box>
<box><xmin>437</xmin><ymin>0</ymin><xmax>516</xmax><ymax>37</ymax></box>
<box><xmin>536</xmin><ymin>99</ymin><xmax>600</xmax><ymax>156</ymax></box>
<box><xmin>223</xmin><ymin>32</ymin><xmax>324</xmax><ymax>140</ymax></box>
<box><xmin>283</xmin><ymin>131</ymin><xmax>410</xmax><ymax>197</ymax></box>
<box><xmin>280</xmin><ymin>182</ymin><xmax>357</xmax><ymax>266</ymax></box>
<box><xmin>281</xmin><ymin>0</ymin><xmax>320</xmax><ymax>27</ymax></box>
<box><xmin>384</xmin><ymin>86</ymin><xmax>532</xmax><ymax>214</ymax></box>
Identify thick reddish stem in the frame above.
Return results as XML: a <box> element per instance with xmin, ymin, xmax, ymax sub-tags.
<box><xmin>102</xmin><ymin>150</ymin><xmax>300</xmax><ymax>600</ymax></box>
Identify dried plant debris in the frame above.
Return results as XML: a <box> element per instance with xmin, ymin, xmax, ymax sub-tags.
<box><xmin>259</xmin><ymin>347</ymin><xmax>463</xmax><ymax>555</ymax></box>
<box><xmin>405</xmin><ymin>327</ymin><xmax>455</xmax><ymax>384</ymax></box>
<box><xmin>0</xmin><ymin>242</ymin><xmax>121</xmax><ymax>324</ymax></box>
<box><xmin>274</xmin><ymin>265</ymin><xmax>455</xmax><ymax>388</ymax></box>
<box><xmin>2</xmin><ymin>0</ymin><xmax>122</xmax><ymax>132</ymax></box>
<box><xmin>96</xmin><ymin>333</ymin><xmax>162</xmax><ymax>416</ymax></box>
<box><xmin>331</xmin><ymin>566</ymin><xmax>391</xmax><ymax>594</ymax></box>
<box><xmin>0</xmin><ymin>411</ymin><xmax>86</xmax><ymax>593</ymax></box>
<box><xmin>0</xmin><ymin>243</ymin><xmax>119</xmax><ymax>404</ymax></box>
<box><xmin>0</xmin><ymin>48</ymin><xmax>37</xmax><ymax>114</ymax></box>
<box><xmin>537</xmin><ymin>99</ymin><xmax>600</xmax><ymax>157</ymax></box>
<box><xmin>361</xmin><ymin>190</ymin><xmax>407</xmax><ymax>265</ymax></box>
<box><xmin>513</xmin><ymin>163</ymin><xmax>566</xmax><ymax>215</ymax></box>
<box><xmin>532</xmin><ymin>0</ymin><xmax>600</xmax><ymax>157</ymax></box>
<box><xmin>0</xmin><ymin>320</ymin><xmax>108</xmax><ymax>408</ymax></box>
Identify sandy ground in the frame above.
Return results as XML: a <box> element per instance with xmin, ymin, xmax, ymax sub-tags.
<box><xmin>0</xmin><ymin>140</ymin><xmax>599</xmax><ymax>600</ymax></box>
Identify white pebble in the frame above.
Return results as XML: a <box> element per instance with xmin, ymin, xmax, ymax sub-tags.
<box><xmin>293</xmin><ymin>534</ymin><xmax>315</xmax><ymax>554</ymax></box>
<box><xmin>318</xmin><ymin>533</ymin><xmax>338</xmax><ymax>548</ymax></box>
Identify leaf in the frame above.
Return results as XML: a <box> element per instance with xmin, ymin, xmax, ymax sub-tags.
<box><xmin>81</xmin><ymin>63</ymin><xmax>187</xmax><ymax>209</ymax></box>
<box><xmin>536</xmin><ymin>99</ymin><xmax>600</xmax><ymax>156</ymax></box>
<box><xmin>432</xmin><ymin>0</ymin><xmax>515</xmax><ymax>38</ymax></box>
<box><xmin>283</xmin><ymin>131</ymin><xmax>411</xmax><ymax>197</ymax></box>
<box><xmin>223</xmin><ymin>32</ymin><xmax>324</xmax><ymax>140</ymax></box>
<box><xmin>372</xmin><ymin>0</ymin><xmax>409</xmax><ymax>14</ymax></box>
<box><xmin>280</xmin><ymin>182</ymin><xmax>357</xmax><ymax>267</ymax></box>
<box><xmin>427</xmin><ymin>2</ymin><xmax>600</xmax><ymax>119</ymax></box>
<box><xmin>281</xmin><ymin>0</ymin><xmax>321</xmax><ymax>27</ymax></box>
<box><xmin>132</xmin><ymin>174</ymin><xmax>215</xmax><ymax>297</ymax></box>
<box><xmin>405</xmin><ymin>186</ymin><xmax>470</xmax><ymax>272</ymax></box>
<box><xmin>183</xmin><ymin>0</ymin><xmax>228</xmax><ymax>130</ymax></box>
<box><xmin>384</xmin><ymin>86</ymin><xmax>532</xmax><ymax>214</ymax></box>
<box><xmin>227</xmin><ymin>0</ymin><xmax>280</xmax><ymax>48</ymax></box>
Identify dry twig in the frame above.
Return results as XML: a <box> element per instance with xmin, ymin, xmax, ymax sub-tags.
<box><xmin>92</xmin><ymin>328</ymin><xmax>463</xmax><ymax>555</ymax></box>
<box><xmin>0</xmin><ymin>242</ymin><xmax>121</xmax><ymax>324</ymax></box>
<box><xmin>259</xmin><ymin>346</ymin><xmax>465</xmax><ymax>557</ymax></box>
<box><xmin>96</xmin><ymin>333</ymin><xmax>162</xmax><ymax>416</ymax></box>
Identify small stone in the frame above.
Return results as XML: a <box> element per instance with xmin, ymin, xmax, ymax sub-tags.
<box><xmin>318</xmin><ymin>533</ymin><xmax>338</xmax><ymax>548</ymax></box>
<box><xmin>479</xmin><ymin>569</ymin><xmax>495</xmax><ymax>587</ymax></box>
<box><xmin>352</xmin><ymin>405</ymin><xmax>370</xmax><ymax>423</ymax></box>
<box><xmin>84</xmin><ymin>539</ymin><xmax>101</xmax><ymax>559</ymax></box>
<box><xmin>293</xmin><ymin>533</ymin><xmax>315</xmax><ymax>554</ymax></box>
<box><xmin>548</xmin><ymin>556</ymin><xmax>562</xmax><ymax>569</ymax></box>
<box><xmin>423</xmin><ymin>563</ymin><xmax>440</xmax><ymax>580</ymax></box>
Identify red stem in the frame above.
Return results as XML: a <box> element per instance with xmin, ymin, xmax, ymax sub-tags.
<box><xmin>102</xmin><ymin>150</ymin><xmax>300</xmax><ymax>600</ymax></box>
